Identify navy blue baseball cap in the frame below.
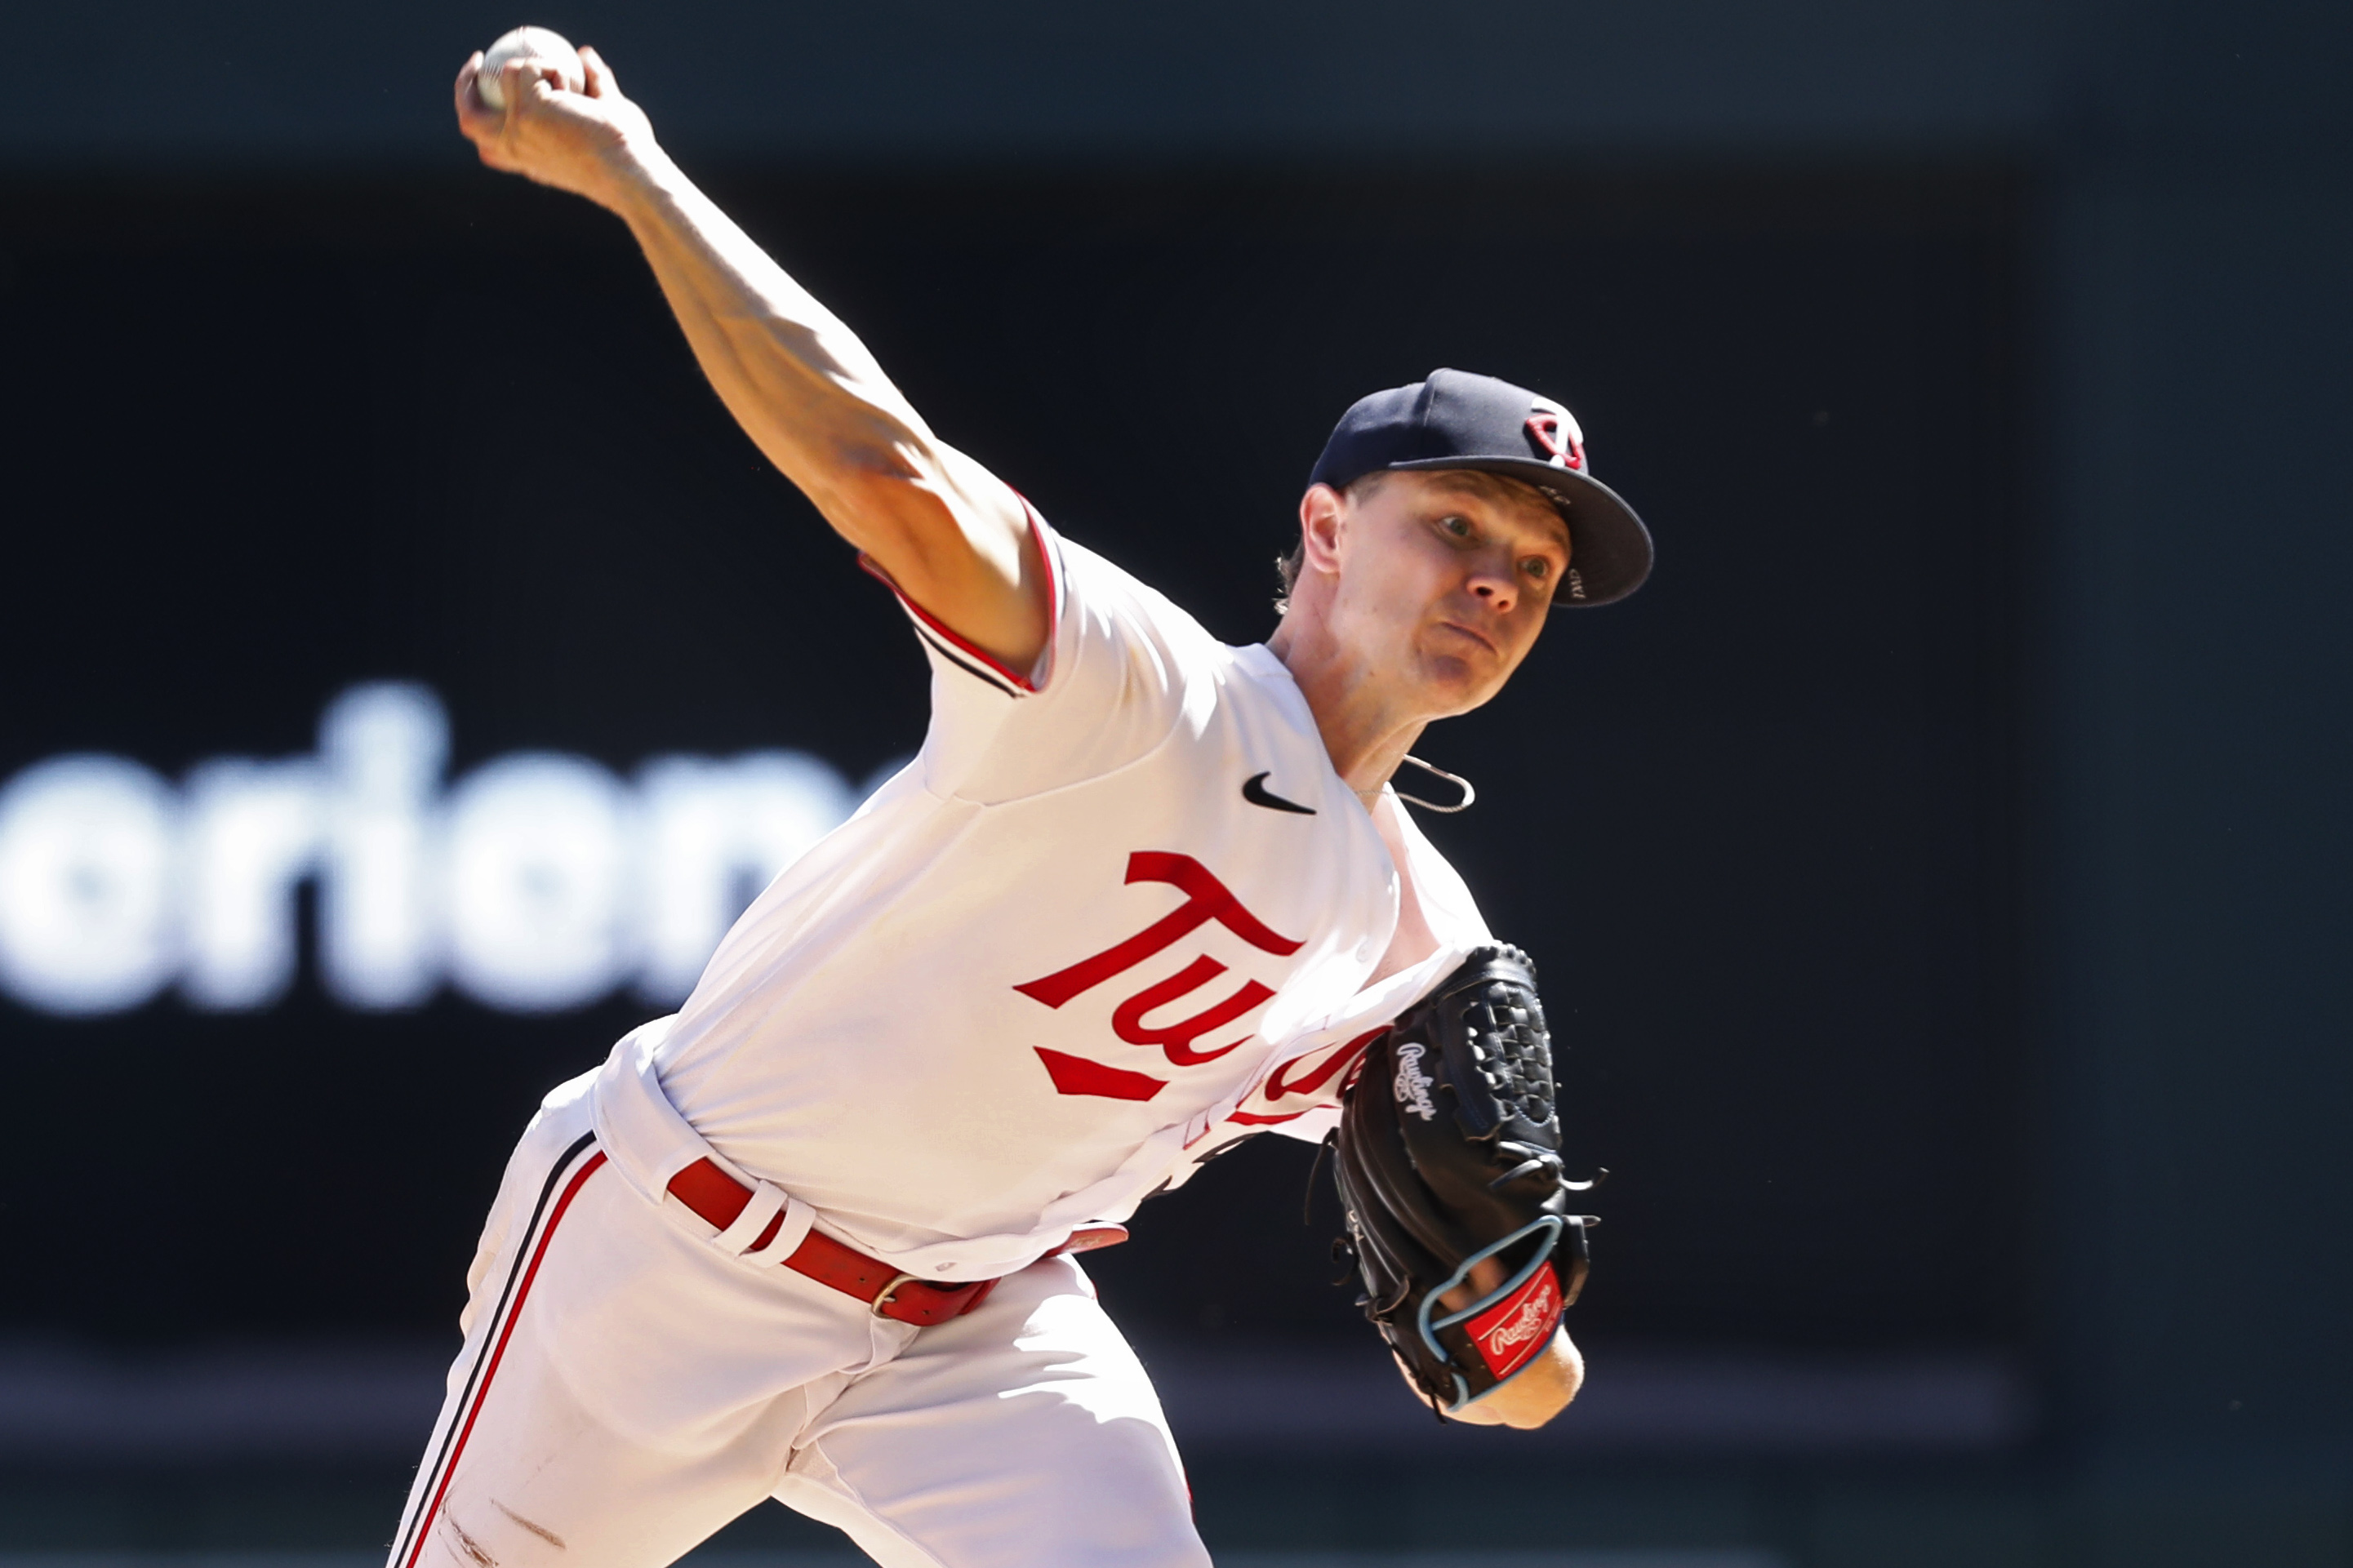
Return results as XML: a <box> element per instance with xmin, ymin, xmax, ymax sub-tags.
<box><xmin>1309</xmin><ymin>368</ymin><xmax>1652</xmax><ymax>606</ymax></box>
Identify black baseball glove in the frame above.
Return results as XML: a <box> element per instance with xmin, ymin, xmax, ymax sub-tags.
<box><xmin>1330</xmin><ymin>943</ymin><xmax>1595</xmax><ymax>1416</ymax></box>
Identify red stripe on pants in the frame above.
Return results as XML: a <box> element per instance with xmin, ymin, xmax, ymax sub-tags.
<box><xmin>400</xmin><ymin>1150</ymin><xmax>607</xmax><ymax>1568</ymax></box>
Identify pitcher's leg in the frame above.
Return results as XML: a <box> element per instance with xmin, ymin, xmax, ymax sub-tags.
<box><xmin>388</xmin><ymin>1093</ymin><xmax>856</xmax><ymax>1568</ymax></box>
<box><xmin>389</xmin><ymin>1119</ymin><xmax>607</xmax><ymax>1568</ymax></box>
<box><xmin>776</xmin><ymin>1254</ymin><xmax>1209</xmax><ymax>1568</ymax></box>
<box><xmin>387</xmin><ymin>1130</ymin><xmax>794</xmax><ymax>1568</ymax></box>
<box><xmin>398</xmin><ymin>1289</ymin><xmax>796</xmax><ymax>1568</ymax></box>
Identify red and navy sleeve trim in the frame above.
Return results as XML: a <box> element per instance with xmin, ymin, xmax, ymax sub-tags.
<box><xmin>903</xmin><ymin>612</ymin><xmax>1029</xmax><ymax>695</ymax></box>
<box><xmin>860</xmin><ymin>499</ymin><xmax>1062</xmax><ymax>699</ymax></box>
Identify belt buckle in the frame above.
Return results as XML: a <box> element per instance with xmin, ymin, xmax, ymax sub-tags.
<box><xmin>870</xmin><ymin>1272</ymin><xmax>921</xmax><ymax>1318</ymax></box>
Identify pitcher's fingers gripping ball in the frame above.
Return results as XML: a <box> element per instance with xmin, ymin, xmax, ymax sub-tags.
<box><xmin>473</xmin><ymin>25</ymin><xmax>585</xmax><ymax>109</ymax></box>
<box><xmin>452</xmin><ymin>31</ymin><xmax>648</xmax><ymax>199</ymax></box>
<box><xmin>1332</xmin><ymin>944</ymin><xmax>1598</xmax><ymax>1418</ymax></box>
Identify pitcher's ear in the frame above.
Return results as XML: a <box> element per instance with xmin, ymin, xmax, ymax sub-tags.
<box><xmin>1299</xmin><ymin>482</ymin><xmax>1348</xmax><ymax>571</ymax></box>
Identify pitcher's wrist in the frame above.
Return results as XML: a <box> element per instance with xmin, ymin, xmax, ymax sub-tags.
<box><xmin>592</xmin><ymin>135</ymin><xmax>677</xmax><ymax>218</ymax></box>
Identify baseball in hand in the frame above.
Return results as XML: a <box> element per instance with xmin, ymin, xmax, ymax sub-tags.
<box><xmin>474</xmin><ymin>26</ymin><xmax>585</xmax><ymax>110</ymax></box>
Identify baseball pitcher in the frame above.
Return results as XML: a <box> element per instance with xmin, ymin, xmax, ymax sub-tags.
<box><xmin>394</xmin><ymin>38</ymin><xmax>1652</xmax><ymax>1568</ymax></box>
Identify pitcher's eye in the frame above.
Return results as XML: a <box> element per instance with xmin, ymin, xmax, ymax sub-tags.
<box><xmin>1439</xmin><ymin>515</ymin><xmax>1472</xmax><ymax>539</ymax></box>
<box><xmin>1523</xmin><ymin>557</ymin><xmax>1551</xmax><ymax>581</ymax></box>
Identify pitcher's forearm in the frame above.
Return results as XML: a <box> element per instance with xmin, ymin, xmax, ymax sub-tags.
<box><xmin>591</xmin><ymin>140</ymin><xmax>1040</xmax><ymax>662</ymax></box>
<box><xmin>597</xmin><ymin>142</ymin><xmax>945</xmax><ymax>540</ymax></box>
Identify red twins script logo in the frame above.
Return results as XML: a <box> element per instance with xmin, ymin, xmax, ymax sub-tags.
<box><xmin>1464</xmin><ymin>1264</ymin><xmax>1564</xmax><ymax>1380</ymax></box>
<box><xmin>1014</xmin><ymin>851</ymin><xmax>1300</xmax><ymax>1102</ymax></box>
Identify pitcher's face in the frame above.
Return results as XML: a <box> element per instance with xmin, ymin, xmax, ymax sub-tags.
<box><xmin>1318</xmin><ymin>470</ymin><xmax>1572</xmax><ymax>717</ymax></box>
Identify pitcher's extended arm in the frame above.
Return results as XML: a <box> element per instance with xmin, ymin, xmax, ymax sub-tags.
<box><xmin>453</xmin><ymin>46</ymin><xmax>1048</xmax><ymax>673</ymax></box>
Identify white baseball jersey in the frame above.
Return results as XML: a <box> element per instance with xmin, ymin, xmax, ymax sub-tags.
<box><xmin>590</xmin><ymin>507</ymin><xmax>1492</xmax><ymax>1282</ymax></box>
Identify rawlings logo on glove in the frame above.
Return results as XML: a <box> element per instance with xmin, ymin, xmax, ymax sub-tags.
<box><xmin>1466</xmin><ymin>1263</ymin><xmax>1563</xmax><ymax>1379</ymax></box>
<box><xmin>1393</xmin><ymin>1043</ymin><xmax>1440</xmax><ymax>1121</ymax></box>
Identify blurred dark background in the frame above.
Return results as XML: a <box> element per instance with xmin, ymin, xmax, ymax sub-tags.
<box><xmin>0</xmin><ymin>3</ymin><xmax>2346</xmax><ymax>1566</ymax></box>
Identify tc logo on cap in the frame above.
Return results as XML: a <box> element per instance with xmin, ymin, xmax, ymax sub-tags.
<box><xmin>1524</xmin><ymin>402</ymin><xmax>1586</xmax><ymax>472</ymax></box>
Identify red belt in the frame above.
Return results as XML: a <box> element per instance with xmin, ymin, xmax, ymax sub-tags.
<box><xmin>665</xmin><ymin>1157</ymin><xmax>1125</xmax><ymax>1327</ymax></box>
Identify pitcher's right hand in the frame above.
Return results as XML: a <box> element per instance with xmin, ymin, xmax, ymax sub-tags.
<box><xmin>455</xmin><ymin>44</ymin><xmax>656</xmax><ymax>214</ymax></box>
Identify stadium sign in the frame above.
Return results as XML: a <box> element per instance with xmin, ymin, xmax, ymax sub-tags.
<box><xmin>0</xmin><ymin>684</ymin><xmax>867</xmax><ymax>1016</ymax></box>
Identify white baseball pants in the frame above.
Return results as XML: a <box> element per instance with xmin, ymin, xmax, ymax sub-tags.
<box><xmin>387</xmin><ymin>1074</ymin><xmax>1208</xmax><ymax>1568</ymax></box>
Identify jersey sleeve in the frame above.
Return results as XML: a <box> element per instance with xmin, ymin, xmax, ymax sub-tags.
<box><xmin>865</xmin><ymin>501</ymin><xmax>1220</xmax><ymax>805</ymax></box>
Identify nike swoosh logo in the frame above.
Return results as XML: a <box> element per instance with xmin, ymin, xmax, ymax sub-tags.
<box><xmin>1242</xmin><ymin>771</ymin><xmax>1316</xmax><ymax>815</ymax></box>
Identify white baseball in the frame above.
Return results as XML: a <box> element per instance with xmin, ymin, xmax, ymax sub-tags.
<box><xmin>474</xmin><ymin>26</ymin><xmax>585</xmax><ymax>111</ymax></box>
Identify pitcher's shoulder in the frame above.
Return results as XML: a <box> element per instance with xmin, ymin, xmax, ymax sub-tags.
<box><xmin>1053</xmin><ymin>535</ymin><xmax>1229</xmax><ymax>664</ymax></box>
